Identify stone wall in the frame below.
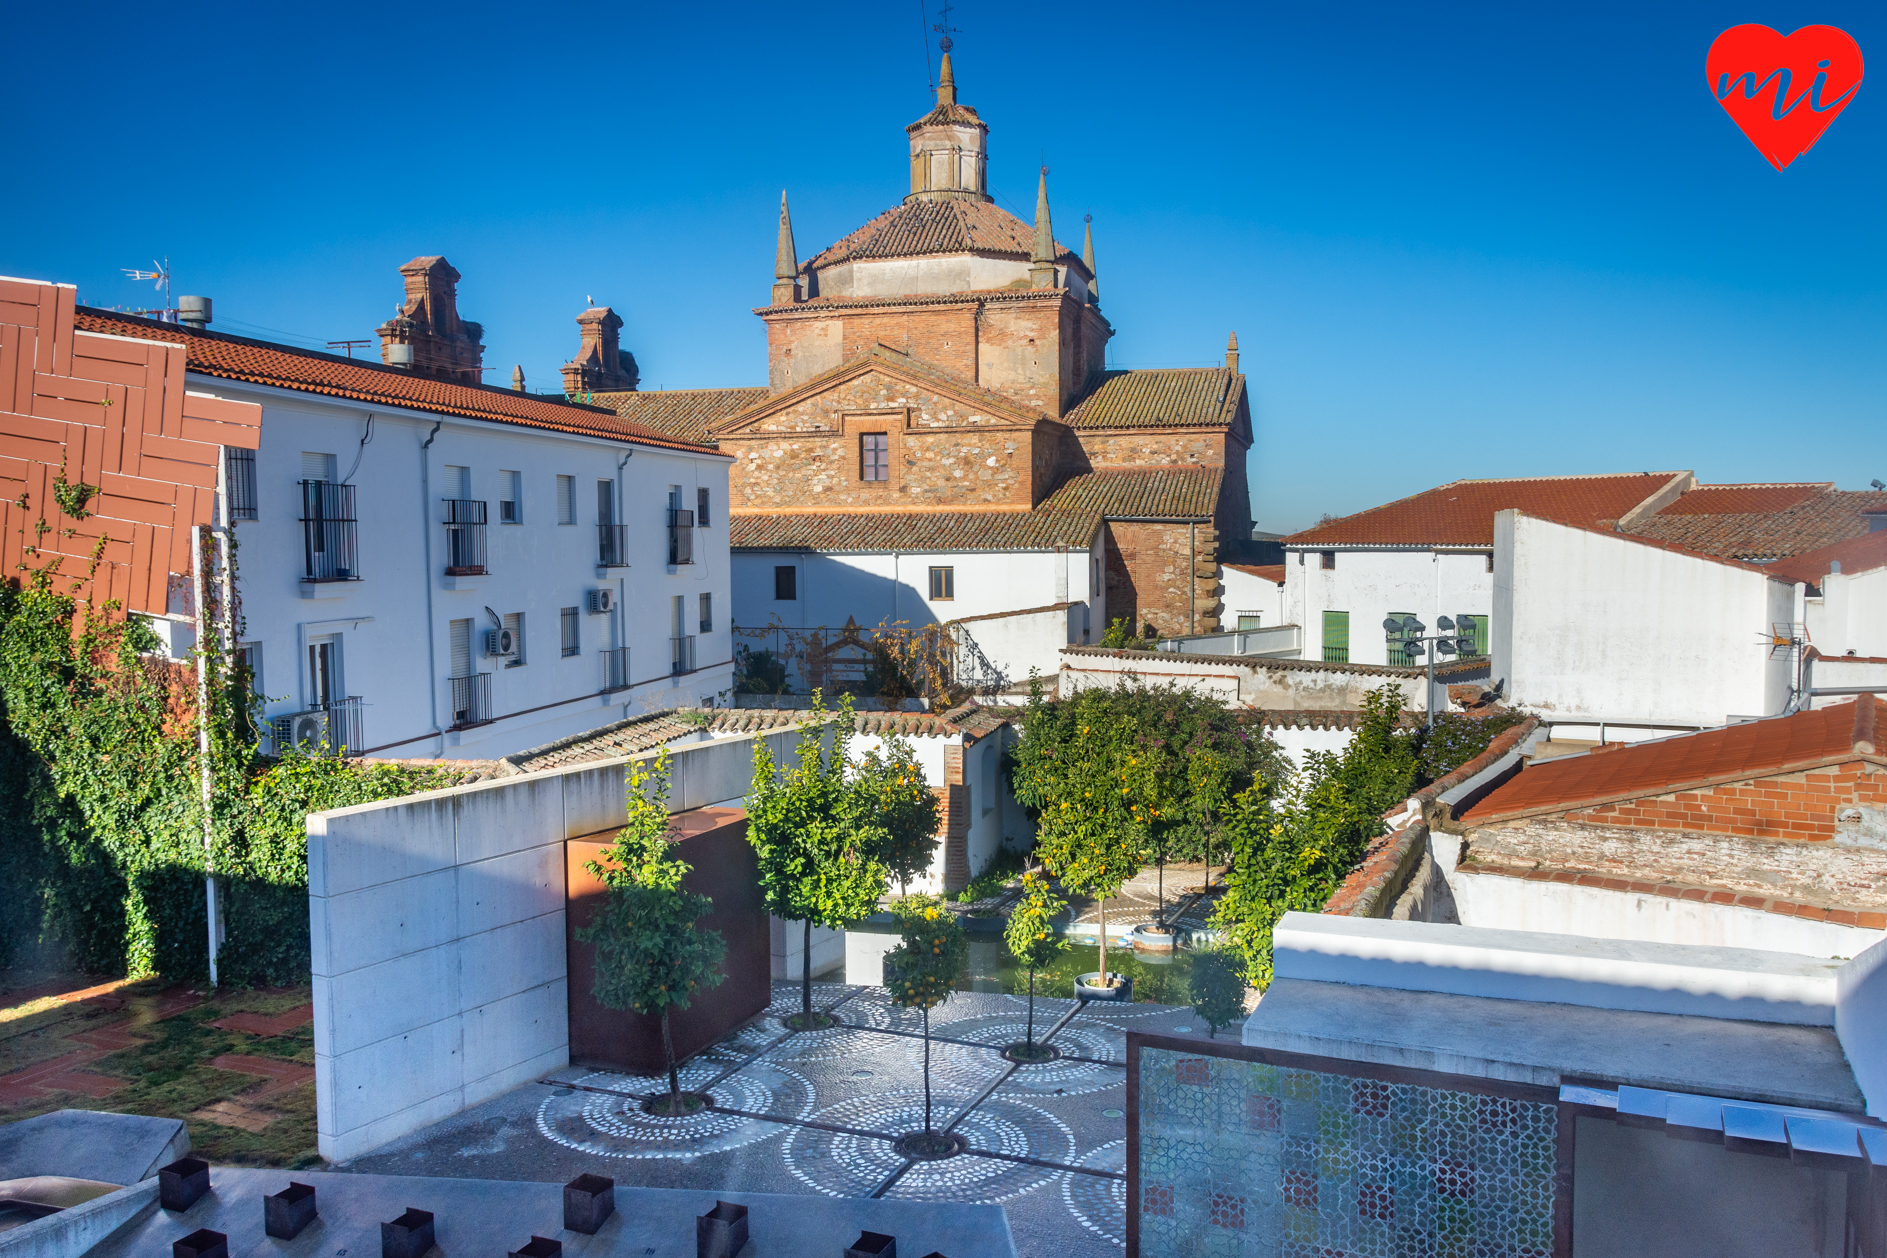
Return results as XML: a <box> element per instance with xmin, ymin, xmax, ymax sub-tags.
<box><xmin>1103</xmin><ymin>520</ymin><xmax>1219</xmax><ymax>634</ymax></box>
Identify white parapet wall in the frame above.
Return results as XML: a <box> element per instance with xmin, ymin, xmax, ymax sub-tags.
<box><xmin>307</xmin><ymin>725</ymin><xmax>795</xmax><ymax>1163</ymax></box>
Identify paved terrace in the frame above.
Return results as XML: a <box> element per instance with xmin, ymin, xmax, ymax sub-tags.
<box><xmin>347</xmin><ymin>982</ymin><xmax>1208</xmax><ymax>1257</ymax></box>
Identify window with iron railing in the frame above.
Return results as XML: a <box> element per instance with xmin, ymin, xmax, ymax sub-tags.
<box><xmin>300</xmin><ymin>481</ymin><xmax>359</xmax><ymax>582</ymax></box>
<box><xmin>1321</xmin><ymin>610</ymin><xmax>1350</xmax><ymax>664</ymax></box>
<box><xmin>668</xmin><ymin>508</ymin><xmax>695</xmax><ymax>565</ymax></box>
<box><xmin>561</xmin><ymin>607</ymin><xmax>579</xmax><ymax>658</ymax></box>
<box><xmin>449</xmin><ymin>672</ymin><xmax>492</xmax><ymax>728</ymax></box>
<box><xmin>225</xmin><ymin>447</ymin><xmax>258</xmax><ymax>521</ymax></box>
<box><xmin>271</xmin><ymin>695</ymin><xmax>365</xmax><ymax>757</ymax></box>
<box><xmin>602</xmin><ymin>646</ymin><xmax>631</xmax><ymax>693</ymax></box>
<box><xmin>670</xmin><ymin>634</ymin><xmax>697</xmax><ymax>676</ymax></box>
<box><xmin>442</xmin><ymin>499</ymin><xmax>488</xmax><ymax>575</ymax></box>
<box><xmin>598</xmin><ymin>524</ymin><xmax>631</xmax><ymax>567</ymax></box>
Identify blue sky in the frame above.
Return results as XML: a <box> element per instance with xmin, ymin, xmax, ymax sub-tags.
<box><xmin>3</xmin><ymin>2</ymin><xmax>1881</xmax><ymax>533</ymax></box>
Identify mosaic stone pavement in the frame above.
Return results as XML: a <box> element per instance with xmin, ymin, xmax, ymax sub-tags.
<box><xmin>349</xmin><ymin>982</ymin><xmax>1204</xmax><ymax>1258</ymax></box>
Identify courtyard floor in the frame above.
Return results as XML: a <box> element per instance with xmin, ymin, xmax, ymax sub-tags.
<box><xmin>348</xmin><ymin>980</ymin><xmax>1209</xmax><ymax>1257</ymax></box>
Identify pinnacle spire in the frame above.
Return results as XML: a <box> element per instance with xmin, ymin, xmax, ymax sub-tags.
<box><xmin>1082</xmin><ymin>214</ymin><xmax>1098</xmax><ymax>307</ymax></box>
<box><xmin>1029</xmin><ymin>167</ymin><xmax>1058</xmax><ymax>288</ymax></box>
<box><xmin>1225</xmin><ymin>332</ymin><xmax>1240</xmax><ymax>374</ymax></box>
<box><xmin>937</xmin><ymin>51</ymin><xmax>956</xmax><ymax>105</ymax></box>
<box><xmin>772</xmin><ymin>192</ymin><xmax>801</xmax><ymax>304</ymax></box>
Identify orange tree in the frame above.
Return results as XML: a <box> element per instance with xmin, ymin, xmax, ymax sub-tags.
<box><xmin>1002</xmin><ymin>871</ymin><xmax>1068</xmax><ymax>1053</ymax></box>
<box><xmin>575</xmin><ymin>750</ymin><xmax>726</xmax><ymax>1114</ymax></box>
<box><xmin>852</xmin><ymin>732</ymin><xmax>940</xmax><ymax>897</ymax></box>
<box><xmin>883</xmin><ymin>894</ymin><xmax>967</xmax><ymax>1150</ymax></box>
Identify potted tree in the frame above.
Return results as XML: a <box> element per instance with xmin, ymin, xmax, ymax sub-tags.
<box><xmin>883</xmin><ymin>894</ymin><xmax>967</xmax><ymax>1158</ymax></box>
<box><xmin>575</xmin><ymin>750</ymin><xmax>727</xmax><ymax>1115</ymax></box>
<box><xmin>1002</xmin><ymin>871</ymin><xmax>1069</xmax><ymax>1061</ymax></box>
<box><xmin>746</xmin><ymin>694</ymin><xmax>889</xmax><ymax>1030</ymax></box>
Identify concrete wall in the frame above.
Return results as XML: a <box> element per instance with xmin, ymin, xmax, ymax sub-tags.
<box><xmin>1282</xmin><ymin>546</ymin><xmax>1493</xmax><ymax>667</ymax></box>
<box><xmin>1449</xmin><ymin>870</ymin><xmax>1885</xmax><ymax>960</ymax></box>
<box><xmin>307</xmin><ymin>726</ymin><xmax>794</xmax><ymax>1162</ymax></box>
<box><xmin>197</xmin><ymin>378</ymin><xmax>732</xmax><ymax>759</ymax></box>
<box><xmin>1807</xmin><ymin>566</ymin><xmax>1887</xmax><ymax>659</ymax></box>
<box><xmin>1837</xmin><ymin>934</ymin><xmax>1887</xmax><ymax>1117</ymax></box>
<box><xmin>1494</xmin><ymin>511</ymin><xmax>1794</xmax><ymax>726</ymax></box>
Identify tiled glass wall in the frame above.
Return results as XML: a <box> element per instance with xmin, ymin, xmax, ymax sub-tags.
<box><xmin>1137</xmin><ymin>1047</ymin><xmax>1557</xmax><ymax>1257</ymax></box>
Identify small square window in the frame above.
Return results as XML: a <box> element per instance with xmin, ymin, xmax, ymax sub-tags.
<box><xmin>1320</xmin><ymin>551</ymin><xmax>1336</xmax><ymax>570</ymax></box>
<box><xmin>1236</xmin><ymin>612</ymin><xmax>1261</xmax><ymax>630</ymax></box>
<box><xmin>929</xmin><ymin>566</ymin><xmax>955</xmax><ymax>600</ymax></box>
<box><xmin>861</xmin><ymin>433</ymin><xmax>890</xmax><ymax>482</ymax></box>
<box><xmin>774</xmin><ymin>565</ymin><xmax>797</xmax><ymax>600</ymax></box>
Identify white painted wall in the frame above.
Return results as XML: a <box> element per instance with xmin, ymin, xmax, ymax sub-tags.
<box><xmin>1449</xmin><ymin>870</ymin><xmax>1886</xmax><ymax>961</ymax></box>
<box><xmin>956</xmin><ymin>603</ymin><xmax>1084</xmax><ymax>694</ymax></box>
<box><xmin>1220</xmin><ymin>565</ymin><xmax>1285</xmax><ymax>631</ymax></box>
<box><xmin>307</xmin><ymin>727</ymin><xmax>796</xmax><ymax>1162</ymax></box>
<box><xmin>1264</xmin><ymin>724</ymin><xmax>1357</xmax><ymax>774</ymax></box>
<box><xmin>1058</xmin><ymin>647</ymin><xmax>1448</xmax><ymax>711</ymax></box>
<box><xmin>188</xmin><ymin>377</ymin><xmax>733</xmax><ymax>759</ymax></box>
<box><xmin>1836</xmin><ymin>934</ymin><xmax>1887</xmax><ymax>1117</ymax></box>
<box><xmin>1494</xmin><ymin>511</ymin><xmax>1795</xmax><ymax>726</ymax></box>
<box><xmin>1282</xmin><ymin>546</ymin><xmax>1493</xmax><ymax>667</ymax></box>
<box><xmin>1807</xmin><ymin>566</ymin><xmax>1887</xmax><ymax>659</ymax></box>
<box><xmin>732</xmin><ymin>540</ymin><xmax>1102</xmax><ymax>645</ymax></box>
<box><xmin>1810</xmin><ymin>659</ymin><xmax>1887</xmax><ymax>709</ymax></box>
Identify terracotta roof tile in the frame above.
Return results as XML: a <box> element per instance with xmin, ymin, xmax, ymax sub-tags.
<box><xmin>1624</xmin><ymin>488</ymin><xmax>1887</xmax><ymax>561</ymax></box>
<box><xmin>729</xmin><ymin>466</ymin><xmax>1220</xmax><ymax>552</ymax></box>
<box><xmin>1460</xmin><ymin>696</ymin><xmax>1885</xmax><ymax>825</ymax></box>
<box><xmin>1284</xmin><ymin>473</ymin><xmax>1675</xmax><ymax>548</ymax></box>
<box><xmin>804</xmin><ymin>199</ymin><xmax>1082</xmax><ymax>273</ymax></box>
<box><xmin>591</xmin><ymin>386</ymin><xmax>769</xmax><ymax>444</ymax></box>
<box><xmin>73</xmin><ymin>308</ymin><xmax>719</xmax><ymax>456</ymax></box>
<box><xmin>1654</xmin><ymin>483</ymin><xmax>1830</xmax><ymax>515</ymax></box>
<box><xmin>1767</xmin><ymin>528</ymin><xmax>1887</xmax><ymax>585</ymax></box>
<box><xmin>1061</xmin><ymin>368</ymin><xmax>1243</xmax><ymax>431</ymax></box>
<box><xmin>1226</xmin><ymin>563</ymin><xmax>1285</xmax><ymax>583</ymax></box>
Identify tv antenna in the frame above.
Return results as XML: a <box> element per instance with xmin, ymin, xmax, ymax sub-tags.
<box><xmin>327</xmin><ymin>340</ymin><xmax>372</xmax><ymax>358</ymax></box>
<box><xmin>121</xmin><ymin>257</ymin><xmax>173</xmax><ymax>315</ymax></box>
<box><xmin>932</xmin><ymin>0</ymin><xmax>959</xmax><ymax>52</ymax></box>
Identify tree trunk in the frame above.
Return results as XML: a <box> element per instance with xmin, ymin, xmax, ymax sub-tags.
<box><xmin>1097</xmin><ymin>898</ymin><xmax>1108</xmax><ymax>987</ymax></box>
<box><xmin>801</xmin><ymin>916</ymin><xmax>813</xmax><ymax>1018</ymax></box>
<box><xmin>662</xmin><ymin>1009</ymin><xmax>680</xmax><ymax>1110</ymax></box>
<box><xmin>922</xmin><ymin>1006</ymin><xmax>933</xmax><ymax>1135</ymax></box>
<box><xmin>1026</xmin><ymin>967</ymin><xmax>1035</xmax><ymax>1047</ymax></box>
<box><xmin>1157</xmin><ymin>852</ymin><xmax>1165</xmax><ymax>927</ymax></box>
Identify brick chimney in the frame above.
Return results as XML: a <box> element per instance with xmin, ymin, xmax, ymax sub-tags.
<box><xmin>560</xmin><ymin>306</ymin><xmax>639</xmax><ymax>396</ymax></box>
<box><xmin>375</xmin><ymin>257</ymin><xmax>484</xmax><ymax>384</ymax></box>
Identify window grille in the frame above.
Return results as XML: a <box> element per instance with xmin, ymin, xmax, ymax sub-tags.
<box><xmin>699</xmin><ymin>592</ymin><xmax>713</xmax><ymax>633</ymax></box>
<box><xmin>299</xmin><ymin>481</ymin><xmax>358</xmax><ymax>582</ymax></box>
<box><xmin>668</xmin><ymin>508</ymin><xmax>695</xmax><ymax>565</ymax></box>
<box><xmin>224</xmin><ymin>447</ymin><xmax>258</xmax><ymax>521</ymax></box>
<box><xmin>601</xmin><ymin>646</ymin><xmax>631</xmax><ymax>692</ymax></box>
<box><xmin>441</xmin><ymin>498</ymin><xmax>487</xmax><ymax>575</ymax></box>
<box><xmin>561</xmin><ymin>607</ymin><xmax>579</xmax><ymax>657</ymax></box>
<box><xmin>697</xmin><ymin>486</ymin><xmax>711</xmax><ymax>528</ymax></box>
<box><xmin>1322</xmin><ymin>610</ymin><xmax>1350</xmax><ymax>664</ymax></box>
<box><xmin>1236</xmin><ymin>612</ymin><xmax>1262</xmax><ymax>630</ymax></box>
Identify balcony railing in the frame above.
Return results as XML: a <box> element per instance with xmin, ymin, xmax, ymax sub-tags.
<box><xmin>442</xmin><ymin>498</ymin><xmax>488</xmax><ymax>575</ymax></box>
<box><xmin>668</xmin><ymin>508</ymin><xmax>694</xmax><ymax>566</ymax></box>
<box><xmin>671</xmin><ymin>634</ymin><xmax>697</xmax><ymax>676</ymax></box>
<box><xmin>449</xmin><ymin>672</ymin><xmax>492</xmax><ymax>728</ymax></box>
<box><xmin>601</xmin><ymin>646</ymin><xmax>632</xmax><ymax>693</ymax></box>
<box><xmin>270</xmin><ymin>695</ymin><xmax>365</xmax><ymax>757</ymax></box>
<box><xmin>300</xmin><ymin>481</ymin><xmax>358</xmax><ymax>582</ymax></box>
<box><xmin>598</xmin><ymin>524</ymin><xmax>631</xmax><ymax>567</ymax></box>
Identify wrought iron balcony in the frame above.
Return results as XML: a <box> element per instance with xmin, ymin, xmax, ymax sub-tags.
<box><xmin>670</xmin><ymin>634</ymin><xmax>697</xmax><ymax>676</ymax></box>
<box><xmin>601</xmin><ymin>646</ymin><xmax>631</xmax><ymax>693</ymax></box>
<box><xmin>300</xmin><ymin>481</ymin><xmax>358</xmax><ymax>582</ymax></box>
<box><xmin>449</xmin><ymin>672</ymin><xmax>492</xmax><ymax>728</ymax></box>
<box><xmin>597</xmin><ymin>524</ymin><xmax>631</xmax><ymax>567</ymax></box>
<box><xmin>442</xmin><ymin>498</ymin><xmax>488</xmax><ymax>575</ymax></box>
<box><xmin>668</xmin><ymin>508</ymin><xmax>694</xmax><ymax>566</ymax></box>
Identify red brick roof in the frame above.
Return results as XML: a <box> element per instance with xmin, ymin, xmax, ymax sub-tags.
<box><xmin>1460</xmin><ymin>697</ymin><xmax>1884</xmax><ymax>826</ymax></box>
<box><xmin>1655</xmin><ymin>483</ymin><xmax>1829</xmax><ymax>515</ymax></box>
<box><xmin>728</xmin><ymin>467</ymin><xmax>1220</xmax><ymax>552</ymax></box>
<box><xmin>1623</xmin><ymin>487</ymin><xmax>1887</xmax><ymax>561</ymax></box>
<box><xmin>1767</xmin><ymin>528</ymin><xmax>1887</xmax><ymax>586</ymax></box>
<box><xmin>1226</xmin><ymin>563</ymin><xmax>1286</xmax><ymax>584</ymax></box>
<box><xmin>591</xmin><ymin>386</ymin><xmax>769</xmax><ymax>444</ymax></box>
<box><xmin>804</xmin><ymin>199</ymin><xmax>1083</xmax><ymax>273</ymax></box>
<box><xmin>1283</xmin><ymin>473</ymin><xmax>1675</xmax><ymax>547</ymax></box>
<box><xmin>1062</xmin><ymin>368</ymin><xmax>1245</xmax><ymax>432</ymax></box>
<box><xmin>73</xmin><ymin>308</ymin><xmax>719</xmax><ymax>455</ymax></box>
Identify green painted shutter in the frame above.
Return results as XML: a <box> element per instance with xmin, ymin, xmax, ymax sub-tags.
<box><xmin>1322</xmin><ymin>611</ymin><xmax>1350</xmax><ymax>664</ymax></box>
<box><xmin>1385</xmin><ymin>610</ymin><xmax>1417</xmax><ymax>666</ymax></box>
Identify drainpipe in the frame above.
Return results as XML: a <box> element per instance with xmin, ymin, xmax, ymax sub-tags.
<box><xmin>421</xmin><ymin>420</ymin><xmax>444</xmax><ymax>754</ymax></box>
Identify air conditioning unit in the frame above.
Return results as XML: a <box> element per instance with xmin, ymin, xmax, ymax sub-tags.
<box><xmin>271</xmin><ymin>709</ymin><xmax>330</xmax><ymax>756</ymax></box>
<box><xmin>588</xmin><ymin>588</ymin><xmax>615</xmax><ymax>614</ymax></box>
<box><xmin>485</xmin><ymin>627</ymin><xmax>517</xmax><ymax>657</ymax></box>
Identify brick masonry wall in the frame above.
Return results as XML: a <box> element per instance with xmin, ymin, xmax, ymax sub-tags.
<box><xmin>1073</xmin><ymin>429</ymin><xmax>1229</xmax><ymax>474</ymax></box>
<box><xmin>1555</xmin><ymin>760</ymin><xmax>1887</xmax><ymax>843</ymax></box>
<box><xmin>1104</xmin><ymin>520</ymin><xmax>1220</xmax><ymax>635</ymax></box>
<box><xmin>766</xmin><ymin>308</ymin><xmax>980</xmax><ymax>391</ymax></box>
<box><xmin>722</xmin><ymin>369</ymin><xmax>1050</xmax><ymax>512</ymax></box>
<box><xmin>0</xmin><ymin>279</ymin><xmax>261</xmax><ymax>616</ymax></box>
<box><xmin>1465</xmin><ymin>811</ymin><xmax>1887</xmax><ymax>909</ymax></box>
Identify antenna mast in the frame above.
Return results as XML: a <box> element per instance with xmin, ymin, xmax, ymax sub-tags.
<box><xmin>121</xmin><ymin>256</ymin><xmax>174</xmax><ymax>319</ymax></box>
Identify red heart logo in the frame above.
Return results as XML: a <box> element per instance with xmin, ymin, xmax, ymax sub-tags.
<box><xmin>1707</xmin><ymin>25</ymin><xmax>1863</xmax><ymax>170</ymax></box>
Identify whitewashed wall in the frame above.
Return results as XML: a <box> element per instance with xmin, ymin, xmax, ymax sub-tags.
<box><xmin>1264</xmin><ymin>724</ymin><xmax>1358</xmax><ymax>774</ymax></box>
<box><xmin>1807</xmin><ymin>566</ymin><xmax>1887</xmax><ymax>659</ymax></box>
<box><xmin>1221</xmin><ymin>566</ymin><xmax>1287</xmax><ymax>632</ymax></box>
<box><xmin>190</xmin><ymin>378</ymin><xmax>733</xmax><ymax>760</ymax></box>
<box><xmin>1493</xmin><ymin>511</ymin><xmax>1795</xmax><ymax>726</ymax></box>
<box><xmin>956</xmin><ymin>603</ymin><xmax>1084</xmax><ymax>694</ymax></box>
<box><xmin>1058</xmin><ymin>646</ymin><xmax>1460</xmax><ymax>712</ymax></box>
<box><xmin>1282</xmin><ymin>547</ymin><xmax>1493</xmax><ymax>667</ymax></box>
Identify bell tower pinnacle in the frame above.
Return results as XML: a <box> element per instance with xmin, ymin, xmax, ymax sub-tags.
<box><xmin>905</xmin><ymin>38</ymin><xmax>989</xmax><ymax>203</ymax></box>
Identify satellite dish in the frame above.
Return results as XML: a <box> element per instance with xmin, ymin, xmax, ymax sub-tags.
<box><xmin>1437</xmin><ymin>616</ymin><xmax>1455</xmax><ymax>632</ymax></box>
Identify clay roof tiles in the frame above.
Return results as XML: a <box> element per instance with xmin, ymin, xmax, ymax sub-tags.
<box><xmin>1623</xmin><ymin>487</ymin><xmax>1887</xmax><ymax>561</ymax></box>
<box><xmin>1460</xmin><ymin>695</ymin><xmax>1885</xmax><ymax>826</ymax></box>
<box><xmin>1226</xmin><ymin>563</ymin><xmax>1287</xmax><ymax>584</ymax></box>
<box><xmin>73</xmin><ymin>309</ymin><xmax>720</xmax><ymax>456</ymax></box>
<box><xmin>1654</xmin><ymin>483</ymin><xmax>1830</xmax><ymax>516</ymax></box>
<box><xmin>803</xmin><ymin>199</ymin><xmax>1082</xmax><ymax>273</ymax></box>
<box><xmin>1061</xmin><ymin>368</ymin><xmax>1245</xmax><ymax>431</ymax></box>
<box><xmin>1284</xmin><ymin>473</ymin><xmax>1676</xmax><ymax>548</ymax></box>
<box><xmin>1766</xmin><ymin>527</ymin><xmax>1887</xmax><ymax>586</ymax></box>
<box><xmin>591</xmin><ymin>386</ymin><xmax>770</xmax><ymax>445</ymax></box>
<box><xmin>727</xmin><ymin>467</ymin><xmax>1220</xmax><ymax>552</ymax></box>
